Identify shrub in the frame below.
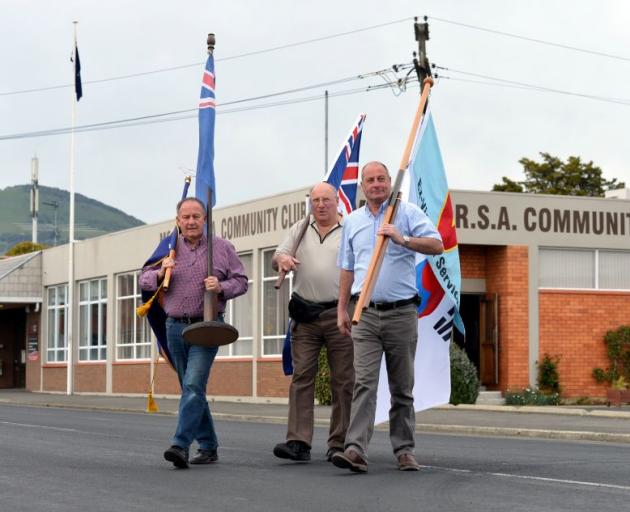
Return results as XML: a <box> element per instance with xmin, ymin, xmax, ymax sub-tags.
<box><xmin>5</xmin><ymin>241</ymin><xmax>47</xmax><ymax>256</ymax></box>
<box><xmin>315</xmin><ymin>347</ymin><xmax>332</xmax><ymax>406</ymax></box>
<box><xmin>315</xmin><ymin>342</ymin><xmax>481</xmax><ymax>406</ymax></box>
<box><xmin>450</xmin><ymin>343</ymin><xmax>480</xmax><ymax>405</ymax></box>
<box><xmin>505</xmin><ymin>388</ymin><xmax>560</xmax><ymax>406</ymax></box>
<box><xmin>592</xmin><ymin>325</ymin><xmax>630</xmax><ymax>385</ymax></box>
<box><xmin>537</xmin><ymin>353</ymin><xmax>561</xmax><ymax>395</ymax></box>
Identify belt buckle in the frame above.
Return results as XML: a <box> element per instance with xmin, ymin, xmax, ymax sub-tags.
<box><xmin>372</xmin><ymin>301</ymin><xmax>386</xmax><ymax>310</ymax></box>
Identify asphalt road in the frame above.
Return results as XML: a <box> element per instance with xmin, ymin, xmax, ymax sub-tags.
<box><xmin>1</xmin><ymin>404</ymin><xmax>629</xmax><ymax>512</ymax></box>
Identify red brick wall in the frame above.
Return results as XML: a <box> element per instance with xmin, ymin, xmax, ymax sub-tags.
<box><xmin>257</xmin><ymin>359</ymin><xmax>291</xmax><ymax>397</ymax></box>
<box><xmin>25</xmin><ymin>313</ymin><xmax>40</xmax><ymax>391</ymax></box>
<box><xmin>539</xmin><ymin>290</ymin><xmax>630</xmax><ymax>398</ymax></box>
<box><xmin>209</xmin><ymin>360</ymin><xmax>253</xmax><ymax>396</ymax></box>
<box><xmin>75</xmin><ymin>364</ymin><xmax>106</xmax><ymax>392</ymax></box>
<box><xmin>113</xmin><ymin>363</ymin><xmax>153</xmax><ymax>394</ymax></box>
<box><xmin>460</xmin><ymin>244</ymin><xmax>487</xmax><ymax>279</ymax></box>
<box><xmin>42</xmin><ymin>366</ymin><xmax>67</xmax><ymax>391</ymax></box>
<box><xmin>486</xmin><ymin>245</ymin><xmax>530</xmax><ymax>392</ymax></box>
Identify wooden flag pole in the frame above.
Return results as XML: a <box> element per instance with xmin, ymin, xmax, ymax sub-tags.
<box><xmin>351</xmin><ymin>77</ymin><xmax>434</xmax><ymax>325</ymax></box>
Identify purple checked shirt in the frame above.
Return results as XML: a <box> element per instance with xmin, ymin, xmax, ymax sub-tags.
<box><xmin>139</xmin><ymin>235</ymin><xmax>248</xmax><ymax>317</ymax></box>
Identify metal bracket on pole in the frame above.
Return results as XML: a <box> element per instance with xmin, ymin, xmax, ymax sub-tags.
<box><xmin>413</xmin><ymin>17</ymin><xmax>432</xmax><ymax>87</ymax></box>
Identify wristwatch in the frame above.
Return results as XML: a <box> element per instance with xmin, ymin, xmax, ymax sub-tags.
<box><xmin>402</xmin><ymin>235</ymin><xmax>411</xmax><ymax>247</ymax></box>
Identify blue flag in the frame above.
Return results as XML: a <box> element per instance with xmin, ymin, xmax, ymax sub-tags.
<box><xmin>195</xmin><ymin>54</ymin><xmax>216</xmax><ymax>208</ymax></box>
<box><xmin>139</xmin><ymin>179</ymin><xmax>191</xmax><ymax>369</ymax></box>
<box><xmin>281</xmin><ymin>114</ymin><xmax>366</xmax><ymax>376</ymax></box>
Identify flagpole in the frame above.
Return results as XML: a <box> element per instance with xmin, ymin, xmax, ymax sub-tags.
<box><xmin>67</xmin><ymin>21</ymin><xmax>78</xmax><ymax>395</ymax></box>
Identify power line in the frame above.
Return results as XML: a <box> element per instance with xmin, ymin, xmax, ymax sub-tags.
<box><xmin>435</xmin><ymin>65</ymin><xmax>630</xmax><ymax>106</ymax></box>
<box><xmin>0</xmin><ymin>17</ymin><xmax>412</xmax><ymax>98</ymax></box>
<box><xmin>0</xmin><ymin>68</ymin><xmax>415</xmax><ymax>141</ymax></box>
<box><xmin>429</xmin><ymin>15</ymin><xmax>630</xmax><ymax>63</ymax></box>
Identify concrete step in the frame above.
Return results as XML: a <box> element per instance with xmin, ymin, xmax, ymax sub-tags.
<box><xmin>476</xmin><ymin>390</ymin><xmax>505</xmax><ymax>405</ymax></box>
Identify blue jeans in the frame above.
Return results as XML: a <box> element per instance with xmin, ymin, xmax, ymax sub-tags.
<box><xmin>166</xmin><ymin>318</ymin><xmax>219</xmax><ymax>451</ymax></box>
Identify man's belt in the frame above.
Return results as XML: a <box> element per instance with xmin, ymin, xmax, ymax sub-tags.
<box><xmin>317</xmin><ymin>299</ymin><xmax>338</xmax><ymax>310</ymax></box>
<box><xmin>350</xmin><ymin>294</ymin><xmax>419</xmax><ymax>311</ymax></box>
<box><xmin>168</xmin><ymin>316</ymin><xmax>203</xmax><ymax>324</ymax></box>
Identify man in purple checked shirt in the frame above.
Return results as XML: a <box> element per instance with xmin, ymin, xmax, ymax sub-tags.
<box><xmin>139</xmin><ymin>197</ymin><xmax>248</xmax><ymax>469</ymax></box>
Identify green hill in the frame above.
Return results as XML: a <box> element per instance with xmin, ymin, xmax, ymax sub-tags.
<box><xmin>0</xmin><ymin>185</ymin><xmax>145</xmax><ymax>254</ymax></box>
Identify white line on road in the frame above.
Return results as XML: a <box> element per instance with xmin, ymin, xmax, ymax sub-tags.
<box><xmin>422</xmin><ymin>464</ymin><xmax>630</xmax><ymax>492</ymax></box>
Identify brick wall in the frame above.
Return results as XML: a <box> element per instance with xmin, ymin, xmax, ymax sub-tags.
<box><xmin>42</xmin><ymin>366</ymin><xmax>67</xmax><ymax>391</ymax></box>
<box><xmin>460</xmin><ymin>244</ymin><xmax>487</xmax><ymax>279</ymax></box>
<box><xmin>486</xmin><ymin>245</ymin><xmax>530</xmax><ymax>392</ymax></box>
<box><xmin>75</xmin><ymin>364</ymin><xmax>106</xmax><ymax>392</ymax></box>
<box><xmin>539</xmin><ymin>290</ymin><xmax>630</xmax><ymax>398</ymax></box>
<box><xmin>257</xmin><ymin>360</ymin><xmax>291</xmax><ymax>397</ymax></box>
<box><xmin>209</xmin><ymin>360</ymin><xmax>253</xmax><ymax>396</ymax></box>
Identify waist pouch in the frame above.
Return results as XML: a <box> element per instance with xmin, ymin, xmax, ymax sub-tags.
<box><xmin>288</xmin><ymin>292</ymin><xmax>326</xmax><ymax>323</ymax></box>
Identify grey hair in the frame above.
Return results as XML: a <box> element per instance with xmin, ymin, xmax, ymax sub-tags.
<box><xmin>176</xmin><ymin>197</ymin><xmax>206</xmax><ymax>215</ymax></box>
<box><xmin>360</xmin><ymin>161</ymin><xmax>390</xmax><ymax>180</ymax></box>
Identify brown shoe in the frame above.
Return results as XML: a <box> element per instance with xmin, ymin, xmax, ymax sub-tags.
<box><xmin>331</xmin><ymin>448</ymin><xmax>368</xmax><ymax>473</ymax></box>
<box><xmin>397</xmin><ymin>452</ymin><xmax>420</xmax><ymax>471</ymax></box>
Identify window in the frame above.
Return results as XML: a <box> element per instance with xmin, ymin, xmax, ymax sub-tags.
<box><xmin>539</xmin><ymin>248</ymin><xmax>630</xmax><ymax>290</ymax></box>
<box><xmin>261</xmin><ymin>248</ymin><xmax>292</xmax><ymax>356</ymax></box>
<box><xmin>116</xmin><ymin>271</ymin><xmax>151</xmax><ymax>360</ymax></box>
<box><xmin>219</xmin><ymin>253</ymin><xmax>254</xmax><ymax>357</ymax></box>
<box><xmin>78</xmin><ymin>278</ymin><xmax>107</xmax><ymax>361</ymax></box>
<box><xmin>46</xmin><ymin>285</ymin><xmax>68</xmax><ymax>362</ymax></box>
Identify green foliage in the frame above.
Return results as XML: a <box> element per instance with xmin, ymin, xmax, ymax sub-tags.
<box><xmin>315</xmin><ymin>346</ymin><xmax>332</xmax><ymax>406</ymax></box>
<box><xmin>505</xmin><ymin>388</ymin><xmax>560</xmax><ymax>406</ymax></box>
<box><xmin>315</xmin><ymin>343</ymin><xmax>482</xmax><ymax>406</ymax></box>
<box><xmin>491</xmin><ymin>152</ymin><xmax>624</xmax><ymax>197</ymax></box>
<box><xmin>592</xmin><ymin>325</ymin><xmax>630</xmax><ymax>385</ymax></box>
<box><xmin>537</xmin><ymin>353</ymin><xmax>561</xmax><ymax>395</ymax></box>
<box><xmin>450</xmin><ymin>343</ymin><xmax>480</xmax><ymax>405</ymax></box>
<box><xmin>5</xmin><ymin>241</ymin><xmax>47</xmax><ymax>256</ymax></box>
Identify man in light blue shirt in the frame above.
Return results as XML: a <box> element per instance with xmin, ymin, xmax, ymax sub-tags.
<box><xmin>332</xmin><ymin>161</ymin><xmax>443</xmax><ymax>474</ymax></box>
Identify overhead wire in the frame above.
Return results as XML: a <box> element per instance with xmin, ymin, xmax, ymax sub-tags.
<box><xmin>0</xmin><ymin>17</ymin><xmax>412</xmax><ymax>97</ymax></box>
<box><xmin>428</xmin><ymin>15</ymin><xmax>630</xmax><ymax>63</ymax></box>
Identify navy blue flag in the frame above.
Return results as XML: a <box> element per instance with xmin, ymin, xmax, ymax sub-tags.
<box><xmin>281</xmin><ymin>114</ymin><xmax>366</xmax><ymax>375</ymax></box>
<box><xmin>73</xmin><ymin>43</ymin><xmax>82</xmax><ymax>101</ymax></box>
<box><xmin>195</xmin><ymin>53</ymin><xmax>216</xmax><ymax>208</ymax></box>
<box><xmin>139</xmin><ymin>179</ymin><xmax>191</xmax><ymax>369</ymax></box>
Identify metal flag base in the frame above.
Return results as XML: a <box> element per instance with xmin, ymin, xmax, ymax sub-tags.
<box><xmin>182</xmin><ymin>321</ymin><xmax>239</xmax><ymax>347</ymax></box>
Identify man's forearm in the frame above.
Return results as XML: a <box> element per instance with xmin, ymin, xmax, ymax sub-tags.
<box><xmin>338</xmin><ymin>269</ymin><xmax>354</xmax><ymax>308</ymax></box>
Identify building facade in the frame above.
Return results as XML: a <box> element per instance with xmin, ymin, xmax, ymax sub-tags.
<box><xmin>1</xmin><ymin>188</ymin><xmax>629</xmax><ymax>400</ymax></box>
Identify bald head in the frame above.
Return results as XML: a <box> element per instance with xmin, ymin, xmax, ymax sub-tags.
<box><xmin>310</xmin><ymin>181</ymin><xmax>339</xmax><ymax>227</ymax></box>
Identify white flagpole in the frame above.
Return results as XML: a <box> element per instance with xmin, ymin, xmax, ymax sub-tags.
<box><xmin>67</xmin><ymin>21</ymin><xmax>78</xmax><ymax>395</ymax></box>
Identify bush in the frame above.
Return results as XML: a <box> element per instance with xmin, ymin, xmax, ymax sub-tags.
<box><xmin>537</xmin><ymin>353</ymin><xmax>561</xmax><ymax>395</ymax></box>
<box><xmin>315</xmin><ymin>342</ymin><xmax>481</xmax><ymax>406</ymax></box>
<box><xmin>315</xmin><ymin>347</ymin><xmax>332</xmax><ymax>406</ymax></box>
<box><xmin>505</xmin><ymin>387</ymin><xmax>560</xmax><ymax>406</ymax></box>
<box><xmin>449</xmin><ymin>343</ymin><xmax>480</xmax><ymax>405</ymax></box>
<box><xmin>592</xmin><ymin>325</ymin><xmax>630</xmax><ymax>385</ymax></box>
<box><xmin>5</xmin><ymin>241</ymin><xmax>47</xmax><ymax>256</ymax></box>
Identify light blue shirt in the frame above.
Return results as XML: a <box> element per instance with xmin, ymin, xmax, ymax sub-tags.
<box><xmin>337</xmin><ymin>201</ymin><xmax>441</xmax><ymax>302</ymax></box>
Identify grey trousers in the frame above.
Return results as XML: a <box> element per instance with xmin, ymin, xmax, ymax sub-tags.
<box><xmin>286</xmin><ymin>307</ymin><xmax>355</xmax><ymax>449</ymax></box>
<box><xmin>344</xmin><ymin>303</ymin><xmax>418</xmax><ymax>460</ymax></box>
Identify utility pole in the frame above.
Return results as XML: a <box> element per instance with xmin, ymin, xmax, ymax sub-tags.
<box><xmin>30</xmin><ymin>157</ymin><xmax>39</xmax><ymax>244</ymax></box>
<box><xmin>324</xmin><ymin>89</ymin><xmax>329</xmax><ymax>174</ymax></box>
<box><xmin>413</xmin><ymin>17</ymin><xmax>432</xmax><ymax>87</ymax></box>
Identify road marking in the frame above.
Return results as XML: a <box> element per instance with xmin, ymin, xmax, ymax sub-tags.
<box><xmin>422</xmin><ymin>464</ymin><xmax>630</xmax><ymax>491</ymax></box>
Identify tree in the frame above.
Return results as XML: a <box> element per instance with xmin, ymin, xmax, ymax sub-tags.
<box><xmin>5</xmin><ymin>241</ymin><xmax>47</xmax><ymax>256</ymax></box>
<box><xmin>492</xmin><ymin>152</ymin><xmax>625</xmax><ymax>197</ymax></box>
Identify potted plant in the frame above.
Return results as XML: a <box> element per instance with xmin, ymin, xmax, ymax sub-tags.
<box><xmin>607</xmin><ymin>376</ymin><xmax>630</xmax><ymax>407</ymax></box>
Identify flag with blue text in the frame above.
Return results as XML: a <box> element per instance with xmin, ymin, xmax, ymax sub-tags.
<box><xmin>195</xmin><ymin>53</ymin><xmax>216</xmax><ymax>208</ymax></box>
<box><xmin>281</xmin><ymin>114</ymin><xmax>366</xmax><ymax>375</ymax></box>
<box><xmin>375</xmin><ymin>109</ymin><xmax>462</xmax><ymax>422</ymax></box>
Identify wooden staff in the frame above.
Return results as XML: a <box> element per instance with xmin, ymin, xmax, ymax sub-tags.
<box><xmin>351</xmin><ymin>77</ymin><xmax>434</xmax><ymax>325</ymax></box>
<box><xmin>163</xmin><ymin>175</ymin><xmax>192</xmax><ymax>291</ymax></box>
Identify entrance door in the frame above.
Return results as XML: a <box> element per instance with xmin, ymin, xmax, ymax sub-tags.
<box><xmin>0</xmin><ymin>308</ymin><xmax>26</xmax><ymax>389</ymax></box>
<box><xmin>479</xmin><ymin>293</ymin><xmax>498</xmax><ymax>385</ymax></box>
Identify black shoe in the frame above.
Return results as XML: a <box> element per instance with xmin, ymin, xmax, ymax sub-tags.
<box><xmin>273</xmin><ymin>440</ymin><xmax>311</xmax><ymax>461</ymax></box>
<box><xmin>190</xmin><ymin>449</ymin><xmax>218</xmax><ymax>465</ymax></box>
<box><xmin>164</xmin><ymin>445</ymin><xmax>189</xmax><ymax>469</ymax></box>
<box><xmin>326</xmin><ymin>447</ymin><xmax>343</xmax><ymax>462</ymax></box>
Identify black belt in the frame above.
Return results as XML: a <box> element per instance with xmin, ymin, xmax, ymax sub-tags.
<box><xmin>350</xmin><ymin>294</ymin><xmax>419</xmax><ymax>311</ymax></box>
<box><xmin>318</xmin><ymin>299</ymin><xmax>338</xmax><ymax>310</ymax></box>
<box><xmin>168</xmin><ymin>316</ymin><xmax>203</xmax><ymax>324</ymax></box>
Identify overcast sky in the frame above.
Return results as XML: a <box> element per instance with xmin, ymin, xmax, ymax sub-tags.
<box><xmin>1</xmin><ymin>1</ymin><xmax>629</xmax><ymax>224</ymax></box>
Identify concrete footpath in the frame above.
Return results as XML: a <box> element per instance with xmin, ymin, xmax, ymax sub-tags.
<box><xmin>2</xmin><ymin>389</ymin><xmax>630</xmax><ymax>444</ymax></box>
